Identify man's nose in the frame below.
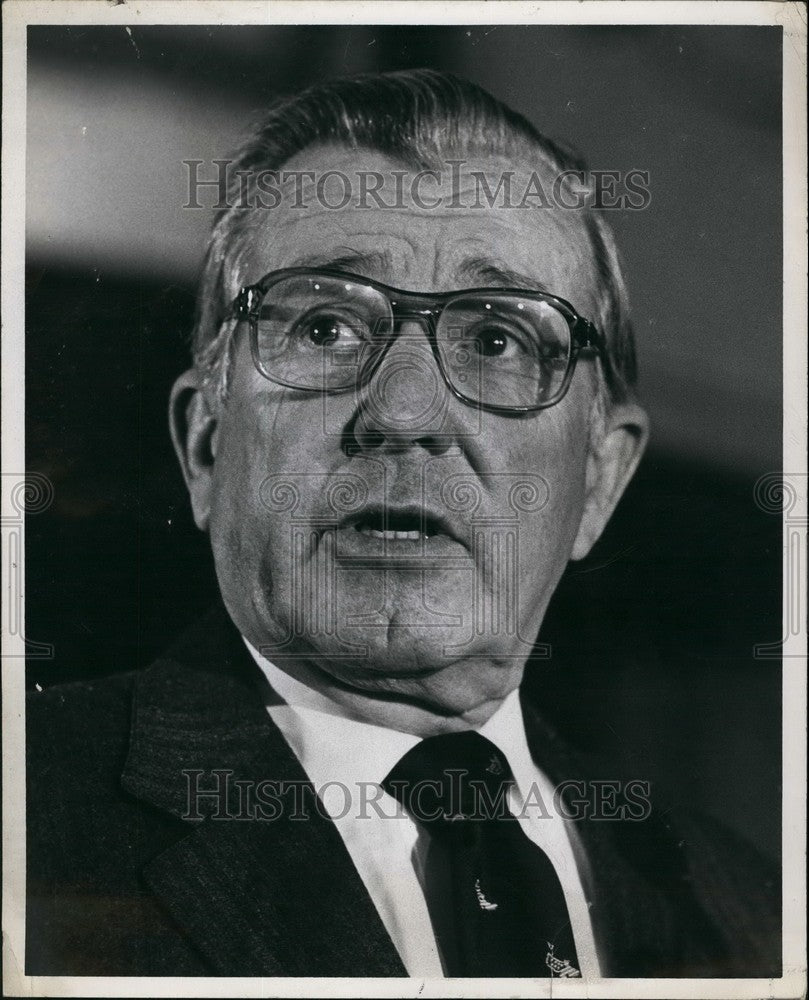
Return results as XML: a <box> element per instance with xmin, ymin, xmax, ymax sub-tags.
<box><xmin>353</xmin><ymin>320</ymin><xmax>453</xmax><ymax>452</ymax></box>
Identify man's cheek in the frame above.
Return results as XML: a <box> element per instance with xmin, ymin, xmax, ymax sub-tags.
<box><xmin>511</xmin><ymin>455</ymin><xmax>586</xmax><ymax>591</ymax></box>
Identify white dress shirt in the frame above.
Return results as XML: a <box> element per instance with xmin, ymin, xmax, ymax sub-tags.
<box><xmin>244</xmin><ymin>639</ymin><xmax>602</xmax><ymax>978</ymax></box>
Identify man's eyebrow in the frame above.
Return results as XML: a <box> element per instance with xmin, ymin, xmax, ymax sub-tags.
<box><xmin>286</xmin><ymin>249</ymin><xmax>393</xmax><ymax>276</ymax></box>
<box><xmin>455</xmin><ymin>257</ymin><xmax>548</xmax><ymax>292</ymax></box>
<box><xmin>282</xmin><ymin>251</ymin><xmax>547</xmax><ymax>292</ymax></box>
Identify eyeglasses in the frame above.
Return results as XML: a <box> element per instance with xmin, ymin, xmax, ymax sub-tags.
<box><xmin>234</xmin><ymin>268</ymin><xmax>605</xmax><ymax>413</ymax></box>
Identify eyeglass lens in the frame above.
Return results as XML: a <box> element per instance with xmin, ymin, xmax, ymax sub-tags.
<box><xmin>253</xmin><ymin>273</ymin><xmax>573</xmax><ymax>409</ymax></box>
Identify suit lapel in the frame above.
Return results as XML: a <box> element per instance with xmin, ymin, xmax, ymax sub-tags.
<box><xmin>123</xmin><ymin>609</ymin><xmax>723</xmax><ymax>977</ymax></box>
<box><xmin>519</xmin><ymin>694</ymin><xmax>726</xmax><ymax>977</ymax></box>
<box><xmin>122</xmin><ymin>607</ymin><xmax>406</xmax><ymax>976</ymax></box>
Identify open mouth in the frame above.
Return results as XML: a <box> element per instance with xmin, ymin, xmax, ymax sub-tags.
<box><xmin>349</xmin><ymin>506</ymin><xmax>452</xmax><ymax>542</ymax></box>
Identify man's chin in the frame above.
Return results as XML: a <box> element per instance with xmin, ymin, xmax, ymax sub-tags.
<box><xmin>298</xmin><ymin>627</ymin><xmax>527</xmax><ymax>725</ymax></box>
<box><xmin>298</xmin><ymin>623</ymin><xmax>467</xmax><ymax>677</ymax></box>
<box><xmin>244</xmin><ymin>602</ymin><xmax>530</xmax><ymax>722</ymax></box>
<box><xmin>245</xmin><ymin>571</ymin><xmax>534</xmax><ymax>679</ymax></box>
<box><xmin>244</xmin><ymin>598</ymin><xmax>464</xmax><ymax>674</ymax></box>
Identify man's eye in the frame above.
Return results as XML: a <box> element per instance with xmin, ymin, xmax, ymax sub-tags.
<box><xmin>292</xmin><ymin>310</ymin><xmax>368</xmax><ymax>347</ymax></box>
<box><xmin>469</xmin><ymin>324</ymin><xmax>525</xmax><ymax>358</ymax></box>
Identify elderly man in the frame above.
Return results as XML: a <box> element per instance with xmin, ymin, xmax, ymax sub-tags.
<box><xmin>27</xmin><ymin>69</ymin><xmax>779</xmax><ymax>979</ymax></box>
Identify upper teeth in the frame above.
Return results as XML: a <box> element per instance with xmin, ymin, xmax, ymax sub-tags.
<box><xmin>357</xmin><ymin>527</ymin><xmax>426</xmax><ymax>540</ymax></box>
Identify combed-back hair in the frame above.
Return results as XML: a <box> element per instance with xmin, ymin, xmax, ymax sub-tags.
<box><xmin>192</xmin><ymin>68</ymin><xmax>638</xmax><ymax>406</ymax></box>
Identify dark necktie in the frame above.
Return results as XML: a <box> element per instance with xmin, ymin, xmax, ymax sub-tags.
<box><xmin>382</xmin><ymin>730</ymin><xmax>581</xmax><ymax>978</ymax></box>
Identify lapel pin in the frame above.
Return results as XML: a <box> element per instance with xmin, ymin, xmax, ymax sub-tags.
<box><xmin>485</xmin><ymin>754</ymin><xmax>504</xmax><ymax>775</ymax></box>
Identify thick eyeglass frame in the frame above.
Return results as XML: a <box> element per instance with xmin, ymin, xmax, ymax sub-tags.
<box><xmin>234</xmin><ymin>266</ymin><xmax>606</xmax><ymax>414</ymax></box>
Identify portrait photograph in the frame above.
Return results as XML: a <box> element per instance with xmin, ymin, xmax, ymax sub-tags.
<box><xmin>2</xmin><ymin>2</ymin><xmax>806</xmax><ymax>998</ymax></box>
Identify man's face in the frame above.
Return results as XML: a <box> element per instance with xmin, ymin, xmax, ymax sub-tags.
<box><xmin>176</xmin><ymin>146</ymin><xmax>640</xmax><ymax>721</ymax></box>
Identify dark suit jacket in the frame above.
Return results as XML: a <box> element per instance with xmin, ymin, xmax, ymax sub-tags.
<box><xmin>26</xmin><ymin>605</ymin><xmax>781</xmax><ymax>977</ymax></box>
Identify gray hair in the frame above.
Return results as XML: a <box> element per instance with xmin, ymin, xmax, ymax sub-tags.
<box><xmin>191</xmin><ymin>68</ymin><xmax>638</xmax><ymax>414</ymax></box>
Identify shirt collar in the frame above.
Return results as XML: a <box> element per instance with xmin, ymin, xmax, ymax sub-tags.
<box><xmin>243</xmin><ymin>638</ymin><xmax>536</xmax><ymax>794</ymax></box>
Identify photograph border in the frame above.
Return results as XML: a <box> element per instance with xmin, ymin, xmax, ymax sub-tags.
<box><xmin>3</xmin><ymin>2</ymin><xmax>806</xmax><ymax>998</ymax></box>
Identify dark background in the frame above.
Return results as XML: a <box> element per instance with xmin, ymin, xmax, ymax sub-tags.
<box><xmin>25</xmin><ymin>25</ymin><xmax>782</xmax><ymax>865</ymax></box>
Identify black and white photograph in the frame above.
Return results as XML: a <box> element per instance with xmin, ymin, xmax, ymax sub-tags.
<box><xmin>2</xmin><ymin>2</ymin><xmax>806</xmax><ymax>996</ymax></box>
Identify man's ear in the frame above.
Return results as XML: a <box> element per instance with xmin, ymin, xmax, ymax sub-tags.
<box><xmin>169</xmin><ymin>369</ymin><xmax>220</xmax><ymax>532</ymax></box>
<box><xmin>570</xmin><ymin>401</ymin><xmax>649</xmax><ymax>561</ymax></box>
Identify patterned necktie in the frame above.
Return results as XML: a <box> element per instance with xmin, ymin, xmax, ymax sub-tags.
<box><xmin>382</xmin><ymin>730</ymin><xmax>581</xmax><ymax>978</ymax></box>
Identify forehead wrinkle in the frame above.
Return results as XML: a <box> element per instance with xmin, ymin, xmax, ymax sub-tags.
<box><xmin>283</xmin><ymin>248</ymin><xmax>554</xmax><ymax>295</ymax></box>
<box><xmin>286</xmin><ymin>248</ymin><xmax>394</xmax><ymax>277</ymax></box>
<box><xmin>455</xmin><ymin>256</ymin><xmax>550</xmax><ymax>293</ymax></box>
